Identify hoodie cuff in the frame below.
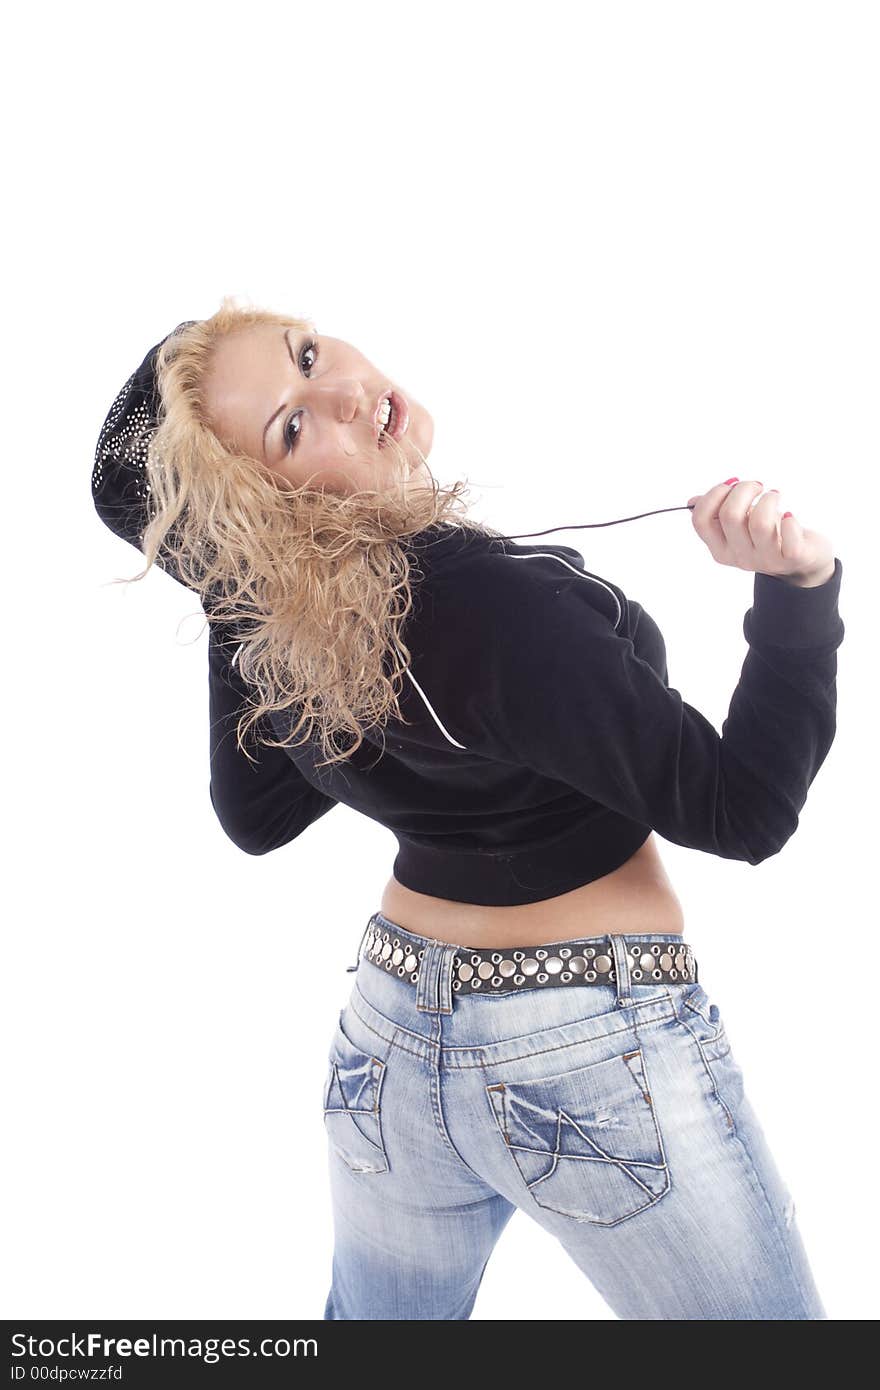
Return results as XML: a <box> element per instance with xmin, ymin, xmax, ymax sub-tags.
<box><xmin>744</xmin><ymin>556</ymin><xmax>844</xmax><ymax>650</ymax></box>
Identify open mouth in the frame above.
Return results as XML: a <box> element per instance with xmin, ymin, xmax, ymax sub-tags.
<box><xmin>377</xmin><ymin>390</ymin><xmax>409</xmax><ymax>448</ymax></box>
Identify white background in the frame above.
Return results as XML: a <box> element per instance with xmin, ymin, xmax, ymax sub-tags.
<box><xmin>3</xmin><ymin>0</ymin><xmax>877</xmax><ymax>1321</ymax></box>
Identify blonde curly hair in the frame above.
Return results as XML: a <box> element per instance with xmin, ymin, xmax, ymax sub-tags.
<box><xmin>119</xmin><ymin>294</ymin><xmax>501</xmax><ymax>769</ymax></box>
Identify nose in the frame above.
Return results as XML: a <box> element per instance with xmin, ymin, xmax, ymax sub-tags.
<box><xmin>316</xmin><ymin>377</ymin><xmax>367</xmax><ymax>424</ymax></box>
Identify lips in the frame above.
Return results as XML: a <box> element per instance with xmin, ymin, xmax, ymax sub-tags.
<box><xmin>374</xmin><ymin>389</ymin><xmax>409</xmax><ymax>445</ymax></box>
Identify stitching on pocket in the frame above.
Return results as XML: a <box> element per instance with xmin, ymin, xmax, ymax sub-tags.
<box><xmin>322</xmin><ymin>1030</ymin><xmax>390</xmax><ymax>1174</ymax></box>
<box><xmin>485</xmin><ymin>1046</ymin><xmax>670</xmax><ymax>1227</ymax></box>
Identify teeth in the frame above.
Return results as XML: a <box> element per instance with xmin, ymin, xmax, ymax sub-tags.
<box><xmin>378</xmin><ymin>396</ymin><xmax>392</xmax><ymax>429</ymax></box>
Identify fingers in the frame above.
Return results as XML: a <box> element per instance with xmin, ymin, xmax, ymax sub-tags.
<box><xmin>687</xmin><ymin>479</ymin><xmax>746</xmax><ymax>522</ymax></box>
<box><xmin>688</xmin><ymin>479</ymin><xmax>776</xmax><ymax>564</ymax></box>
<box><xmin>686</xmin><ymin>479</ymin><xmax>829</xmax><ymax>578</ymax></box>
<box><xmin>746</xmin><ymin>489</ymin><xmax>783</xmax><ymax>541</ymax></box>
<box><xmin>688</xmin><ymin>478</ymin><xmax>811</xmax><ymax>572</ymax></box>
<box><xmin>779</xmin><ymin>509</ymin><xmax>805</xmax><ymax>567</ymax></box>
<box><xmin>716</xmin><ymin>479</ymin><xmax>765</xmax><ymax>540</ymax></box>
<box><xmin>688</xmin><ymin>479</ymin><xmax>757</xmax><ymax>545</ymax></box>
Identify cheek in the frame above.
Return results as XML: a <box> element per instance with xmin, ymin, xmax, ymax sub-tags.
<box><xmin>291</xmin><ymin>455</ymin><xmax>371</xmax><ymax>494</ymax></box>
<box><xmin>271</xmin><ymin>433</ymin><xmax>382</xmax><ymax>491</ymax></box>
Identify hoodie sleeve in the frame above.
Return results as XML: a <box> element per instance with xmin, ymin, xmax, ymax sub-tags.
<box><xmin>208</xmin><ymin>622</ymin><xmax>338</xmax><ymax>855</ymax></box>
<box><xmin>440</xmin><ymin>551</ymin><xmax>845</xmax><ymax>865</ymax></box>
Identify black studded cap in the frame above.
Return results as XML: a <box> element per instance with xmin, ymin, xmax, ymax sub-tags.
<box><xmin>92</xmin><ymin>319</ymin><xmax>199</xmax><ymax>589</ymax></box>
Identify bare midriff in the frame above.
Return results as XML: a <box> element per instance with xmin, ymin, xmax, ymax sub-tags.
<box><xmin>378</xmin><ymin>832</ymin><xmax>685</xmax><ymax>950</ymax></box>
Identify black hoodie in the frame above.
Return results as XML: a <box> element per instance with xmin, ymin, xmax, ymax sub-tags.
<box><xmin>206</xmin><ymin>522</ymin><xmax>845</xmax><ymax>907</ymax></box>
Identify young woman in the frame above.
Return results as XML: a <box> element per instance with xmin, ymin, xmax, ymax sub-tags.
<box><xmin>93</xmin><ymin>297</ymin><xmax>842</xmax><ymax>1320</ymax></box>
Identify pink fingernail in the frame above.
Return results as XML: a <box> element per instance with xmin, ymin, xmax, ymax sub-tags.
<box><xmin>782</xmin><ymin>511</ymin><xmax>793</xmax><ymax>519</ymax></box>
<box><xmin>722</xmin><ymin>477</ymin><xmax>739</xmax><ymax>486</ymax></box>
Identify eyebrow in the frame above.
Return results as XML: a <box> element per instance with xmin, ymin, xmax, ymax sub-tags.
<box><xmin>261</xmin><ymin>329</ymin><xmax>298</xmax><ymax>459</ymax></box>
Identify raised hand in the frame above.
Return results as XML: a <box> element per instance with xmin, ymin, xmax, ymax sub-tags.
<box><xmin>685</xmin><ymin>479</ymin><xmax>835</xmax><ymax>587</ymax></box>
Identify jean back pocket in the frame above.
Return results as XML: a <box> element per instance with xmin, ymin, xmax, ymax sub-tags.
<box><xmin>322</xmin><ymin>1014</ymin><xmax>389</xmax><ymax>1175</ymax></box>
<box><xmin>486</xmin><ymin>1046</ymin><xmax>669</xmax><ymax>1226</ymax></box>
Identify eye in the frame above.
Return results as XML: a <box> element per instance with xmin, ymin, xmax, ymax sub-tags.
<box><xmin>282</xmin><ymin>336</ymin><xmax>319</xmax><ymax>452</ymax></box>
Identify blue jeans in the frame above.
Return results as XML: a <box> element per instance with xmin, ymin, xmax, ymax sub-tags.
<box><xmin>321</xmin><ymin>912</ymin><xmax>826</xmax><ymax>1320</ymax></box>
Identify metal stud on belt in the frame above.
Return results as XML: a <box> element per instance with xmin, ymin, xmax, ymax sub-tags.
<box><xmin>361</xmin><ymin>924</ymin><xmax>697</xmax><ymax>993</ymax></box>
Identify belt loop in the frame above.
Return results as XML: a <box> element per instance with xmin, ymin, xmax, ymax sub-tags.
<box><xmin>609</xmin><ymin>935</ymin><xmax>633</xmax><ymax>1007</ymax></box>
<box><xmin>415</xmin><ymin>940</ymin><xmax>455</xmax><ymax>1014</ymax></box>
<box><xmin>415</xmin><ymin>941</ymin><xmax>441</xmax><ymax>1013</ymax></box>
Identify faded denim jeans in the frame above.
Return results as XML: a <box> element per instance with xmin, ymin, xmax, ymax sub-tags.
<box><xmin>321</xmin><ymin>912</ymin><xmax>826</xmax><ymax>1320</ymax></box>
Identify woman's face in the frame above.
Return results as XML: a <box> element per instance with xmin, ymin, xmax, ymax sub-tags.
<box><xmin>201</xmin><ymin>323</ymin><xmax>434</xmax><ymax>492</ymax></box>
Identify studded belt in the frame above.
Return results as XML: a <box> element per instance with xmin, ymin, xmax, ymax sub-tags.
<box><xmin>360</xmin><ymin>917</ymin><xmax>698</xmax><ymax>995</ymax></box>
